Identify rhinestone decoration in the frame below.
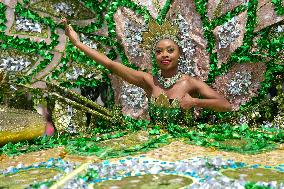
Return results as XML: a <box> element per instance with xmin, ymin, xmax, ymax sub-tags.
<box><xmin>123</xmin><ymin>18</ymin><xmax>147</xmax><ymax>57</ymax></box>
<box><xmin>218</xmin><ymin>16</ymin><xmax>241</xmax><ymax>49</ymax></box>
<box><xmin>40</xmin><ymin>157</ymin><xmax>284</xmax><ymax>188</ymax></box>
<box><xmin>59</xmin><ymin>104</ymin><xmax>77</xmax><ymax>134</ymax></box>
<box><xmin>275</xmin><ymin>25</ymin><xmax>284</xmax><ymax>33</ymax></box>
<box><xmin>213</xmin><ymin>63</ymin><xmax>266</xmax><ymax>110</ymax></box>
<box><xmin>53</xmin><ymin>101</ymin><xmax>87</xmax><ymax>134</ymax></box>
<box><xmin>15</xmin><ymin>16</ymin><xmax>42</xmax><ymax>33</ymax></box>
<box><xmin>64</xmin><ymin>63</ymin><xmax>103</xmax><ymax>82</ymax></box>
<box><xmin>0</xmin><ymin>57</ymin><xmax>31</xmax><ymax>73</ymax></box>
<box><xmin>120</xmin><ymin>82</ymin><xmax>148</xmax><ymax>112</ymax></box>
<box><xmin>227</xmin><ymin>71</ymin><xmax>252</xmax><ymax>96</ymax></box>
<box><xmin>174</xmin><ymin>14</ymin><xmax>196</xmax><ymax>75</ymax></box>
<box><xmin>80</xmin><ymin>34</ymin><xmax>98</xmax><ymax>49</ymax></box>
<box><xmin>0</xmin><ymin>158</ymin><xmax>76</xmax><ymax>189</ymax></box>
<box><xmin>66</xmin><ymin>66</ymin><xmax>84</xmax><ymax>81</ymax></box>
<box><xmin>273</xmin><ymin>113</ymin><xmax>284</xmax><ymax>129</ymax></box>
<box><xmin>53</xmin><ymin>2</ymin><xmax>74</xmax><ymax>16</ymax></box>
<box><xmin>66</xmin><ymin>66</ymin><xmax>93</xmax><ymax>81</ymax></box>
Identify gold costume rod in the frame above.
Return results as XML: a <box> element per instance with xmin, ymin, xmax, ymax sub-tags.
<box><xmin>50</xmin><ymin>92</ymin><xmax>113</xmax><ymax>122</ymax></box>
<box><xmin>46</xmin><ymin>82</ymin><xmax>113</xmax><ymax>117</ymax></box>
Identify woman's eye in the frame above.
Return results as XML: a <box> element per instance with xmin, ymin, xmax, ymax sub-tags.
<box><xmin>155</xmin><ymin>50</ymin><xmax>161</xmax><ymax>54</ymax></box>
<box><xmin>168</xmin><ymin>48</ymin><xmax>174</xmax><ymax>53</ymax></box>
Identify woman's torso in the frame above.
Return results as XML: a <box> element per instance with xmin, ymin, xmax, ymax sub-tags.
<box><xmin>145</xmin><ymin>74</ymin><xmax>196</xmax><ymax>100</ymax></box>
<box><xmin>146</xmin><ymin>75</ymin><xmax>196</xmax><ymax>125</ymax></box>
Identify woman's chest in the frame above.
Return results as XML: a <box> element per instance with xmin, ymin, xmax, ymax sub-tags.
<box><xmin>151</xmin><ymin>84</ymin><xmax>193</xmax><ymax>100</ymax></box>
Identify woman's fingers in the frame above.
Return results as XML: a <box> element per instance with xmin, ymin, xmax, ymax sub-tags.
<box><xmin>61</xmin><ymin>17</ymin><xmax>68</xmax><ymax>25</ymax></box>
<box><xmin>61</xmin><ymin>18</ymin><xmax>72</xmax><ymax>33</ymax></box>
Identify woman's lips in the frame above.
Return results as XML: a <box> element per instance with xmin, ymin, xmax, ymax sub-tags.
<box><xmin>161</xmin><ymin>60</ymin><xmax>171</xmax><ymax>65</ymax></box>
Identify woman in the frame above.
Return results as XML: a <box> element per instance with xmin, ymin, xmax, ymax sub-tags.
<box><xmin>63</xmin><ymin>19</ymin><xmax>231</xmax><ymax>116</ymax></box>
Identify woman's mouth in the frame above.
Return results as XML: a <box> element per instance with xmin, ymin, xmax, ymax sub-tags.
<box><xmin>161</xmin><ymin>60</ymin><xmax>171</xmax><ymax>65</ymax></box>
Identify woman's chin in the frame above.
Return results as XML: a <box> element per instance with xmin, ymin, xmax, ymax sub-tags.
<box><xmin>159</xmin><ymin>64</ymin><xmax>172</xmax><ymax>70</ymax></box>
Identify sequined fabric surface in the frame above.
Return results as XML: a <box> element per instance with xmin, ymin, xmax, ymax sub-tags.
<box><xmin>0</xmin><ymin>106</ymin><xmax>45</xmax><ymax>145</ymax></box>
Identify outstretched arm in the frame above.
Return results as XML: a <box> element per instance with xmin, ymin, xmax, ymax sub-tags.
<box><xmin>63</xmin><ymin>20</ymin><xmax>151</xmax><ymax>90</ymax></box>
<box><xmin>181</xmin><ymin>77</ymin><xmax>232</xmax><ymax>112</ymax></box>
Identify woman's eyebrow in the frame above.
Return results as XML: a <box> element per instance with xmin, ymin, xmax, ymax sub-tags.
<box><xmin>156</xmin><ymin>45</ymin><xmax>175</xmax><ymax>49</ymax></box>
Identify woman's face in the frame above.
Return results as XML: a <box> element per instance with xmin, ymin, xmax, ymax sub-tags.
<box><xmin>155</xmin><ymin>39</ymin><xmax>180</xmax><ymax>72</ymax></box>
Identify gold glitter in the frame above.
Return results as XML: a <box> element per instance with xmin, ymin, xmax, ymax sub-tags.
<box><xmin>141</xmin><ymin>19</ymin><xmax>179</xmax><ymax>51</ymax></box>
<box><xmin>0</xmin><ymin>106</ymin><xmax>45</xmax><ymax>145</ymax></box>
<box><xmin>151</xmin><ymin>93</ymin><xmax>180</xmax><ymax>108</ymax></box>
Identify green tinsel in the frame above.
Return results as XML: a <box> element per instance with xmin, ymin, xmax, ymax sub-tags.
<box><xmin>0</xmin><ymin>3</ymin><xmax>7</xmax><ymax>32</ymax></box>
<box><xmin>272</xmin><ymin>0</ymin><xmax>284</xmax><ymax>16</ymax></box>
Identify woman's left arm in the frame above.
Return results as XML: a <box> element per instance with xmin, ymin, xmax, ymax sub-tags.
<box><xmin>180</xmin><ymin>77</ymin><xmax>232</xmax><ymax>112</ymax></box>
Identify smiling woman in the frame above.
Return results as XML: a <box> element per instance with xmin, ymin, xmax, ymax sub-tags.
<box><xmin>63</xmin><ymin>18</ymin><xmax>232</xmax><ymax>116</ymax></box>
<box><xmin>155</xmin><ymin>39</ymin><xmax>180</xmax><ymax>76</ymax></box>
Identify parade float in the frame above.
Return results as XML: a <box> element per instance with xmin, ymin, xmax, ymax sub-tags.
<box><xmin>0</xmin><ymin>0</ymin><xmax>284</xmax><ymax>188</ymax></box>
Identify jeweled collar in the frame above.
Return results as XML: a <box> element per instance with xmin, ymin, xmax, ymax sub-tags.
<box><xmin>156</xmin><ymin>70</ymin><xmax>182</xmax><ymax>89</ymax></box>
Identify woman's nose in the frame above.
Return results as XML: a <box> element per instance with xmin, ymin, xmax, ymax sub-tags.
<box><xmin>161</xmin><ymin>51</ymin><xmax>169</xmax><ymax>57</ymax></box>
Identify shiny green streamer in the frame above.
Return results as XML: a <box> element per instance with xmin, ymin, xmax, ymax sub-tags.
<box><xmin>156</xmin><ymin>0</ymin><xmax>173</xmax><ymax>24</ymax></box>
<box><xmin>73</xmin><ymin>0</ymin><xmax>109</xmax><ymax>33</ymax></box>
<box><xmin>245</xmin><ymin>182</ymin><xmax>272</xmax><ymax>189</ymax></box>
<box><xmin>272</xmin><ymin>0</ymin><xmax>284</xmax><ymax>15</ymax></box>
<box><xmin>209</xmin><ymin>4</ymin><xmax>247</xmax><ymax>29</ymax></box>
<box><xmin>0</xmin><ymin>3</ymin><xmax>7</xmax><ymax>32</ymax></box>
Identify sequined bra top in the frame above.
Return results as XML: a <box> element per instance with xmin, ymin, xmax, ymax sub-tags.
<box><xmin>148</xmin><ymin>93</ymin><xmax>194</xmax><ymax>125</ymax></box>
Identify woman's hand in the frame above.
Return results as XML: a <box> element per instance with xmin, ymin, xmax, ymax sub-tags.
<box><xmin>62</xmin><ymin>18</ymin><xmax>80</xmax><ymax>46</ymax></box>
<box><xmin>180</xmin><ymin>93</ymin><xmax>196</xmax><ymax>109</ymax></box>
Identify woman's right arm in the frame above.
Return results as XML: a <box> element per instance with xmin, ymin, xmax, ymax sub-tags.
<box><xmin>64</xmin><ymin>22</ymin><xmax>151</xmax><ymax>90</ymax></box>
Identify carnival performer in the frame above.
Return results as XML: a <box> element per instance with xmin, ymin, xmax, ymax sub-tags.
<box><xmin>63</xmin><ymin>19</ymin><xmax>231</xmax><ymax>115</ymax></box>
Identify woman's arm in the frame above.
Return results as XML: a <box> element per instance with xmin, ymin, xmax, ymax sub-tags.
<box><xmin>63</xmin><ymin>21</ymin><xmax>151</xmax><ymax>90</ymax></box>
<box><xmin>180</xmin><ymin>77</ymin><xmax>232</xmax><ymax>112</ymax></box>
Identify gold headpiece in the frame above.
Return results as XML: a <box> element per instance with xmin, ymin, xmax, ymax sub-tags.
<box><xmin>141</xmin><ymin>19</ymin><xmax>180</xmax><ymax>51</ymax></box>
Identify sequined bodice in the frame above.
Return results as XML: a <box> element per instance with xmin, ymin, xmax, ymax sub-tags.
<box><xmin>148</xmin><ymin>94</ymin><xmax>194</xmax><ymax>125</ymax></box>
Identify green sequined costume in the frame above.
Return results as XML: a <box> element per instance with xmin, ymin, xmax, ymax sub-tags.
<box><xmin>148</xmin><ymin>93</ymin><xmax>195</xmax><ymax>126</ymax></box>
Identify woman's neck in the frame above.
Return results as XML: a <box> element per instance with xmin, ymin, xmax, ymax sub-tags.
<box><xmin>160</xmin><ymin>68</ymin><xmax>178</xmax><ymax>78</ymax></box>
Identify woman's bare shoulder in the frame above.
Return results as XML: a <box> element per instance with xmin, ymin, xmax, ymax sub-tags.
<box><xmin>181</xmin><ymin>75</ymin><xmax>199</xmax><ymax>83</ymax></box>
<box><xmin>180</xmin><ymin>75</ymin><xmax>206</xmax><ymax>88</ymax></box>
